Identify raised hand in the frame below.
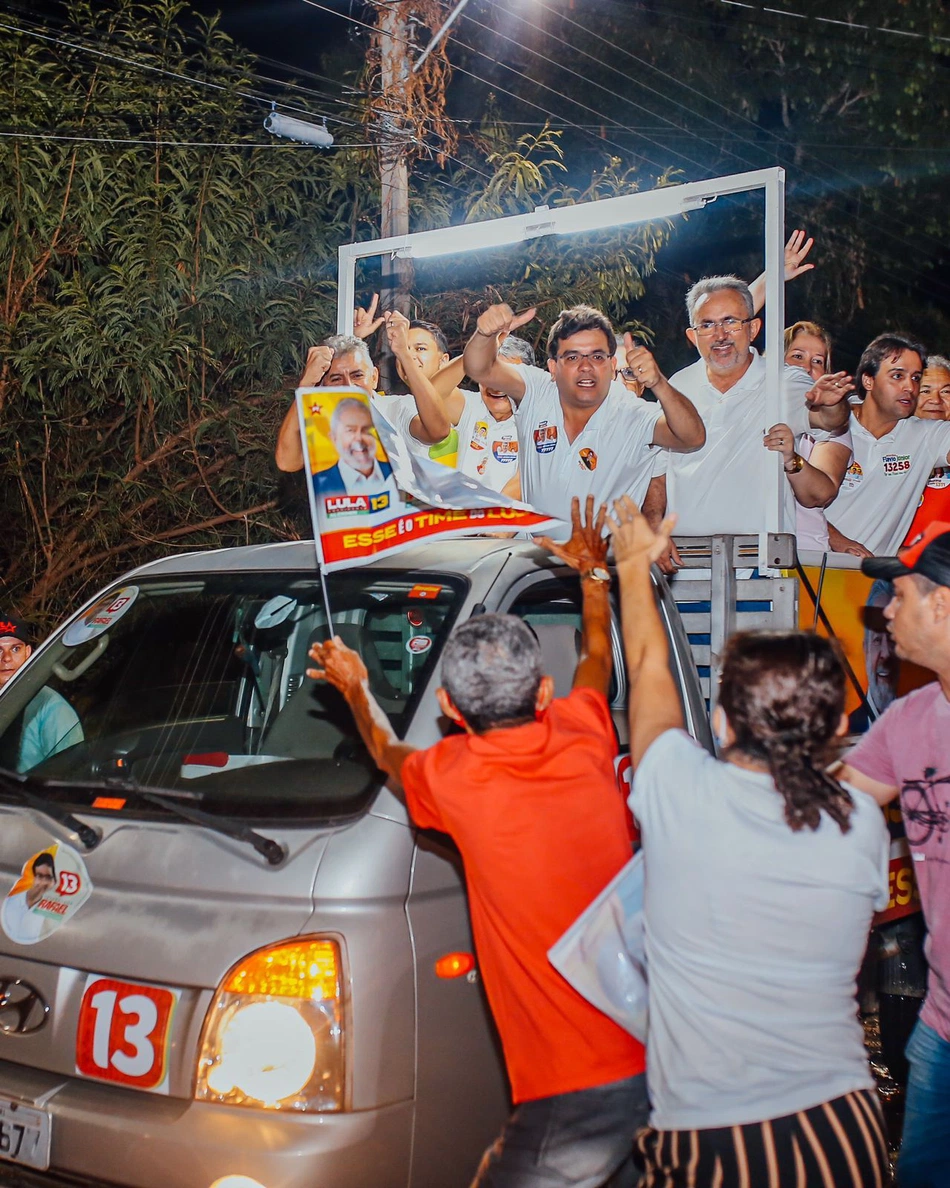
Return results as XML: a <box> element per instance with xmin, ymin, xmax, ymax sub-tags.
<box><xmin>306</xmin><ymin>636</ymin><xmax>368</xmax><ymax>697</ymax></box>
<box><xmin>762</xmin><ymin>422</ymin><xmax>797</xmax><ymax>466</ymax></box>
<box><xmin>623</xmin><ymin>332</ymin><xmax>662</xmax><ymax>389</ymax></box>
<box><xmin>784</xmin><ymin>229</ymin><xmax>815</xmax><ymax>281</ymax></box>
<box><xmin>535</xmin><ymin>495</ymin><xmax>608</xmax><ymax>575</ymax></box>
<box><xmin>475</xmin><ymin>303</ymin><xmax>537</xmax><ymax>339</ymax></box>
<box><xmin>607</xmin><ymin>496</ymin><xmax>678</xmax><ymax>568</ymax></box>
<box><xmin>354</xmin><ymin>293</ymin><xmax>385</xmax><ymax>339</ymax></box>
<box><xmin>299</xmin><ymin>344</ymin><xmax>333</xmax><ymax>387</ymax></box>
<box><xmin>806</xmin><ymin>371</ymin><xmax>855</xmax><ymax>407</ymax></box>
<box><xmin>384</xmin><ymin>309</ymin><xmax>411</xmax><ymax>357</ymax></box>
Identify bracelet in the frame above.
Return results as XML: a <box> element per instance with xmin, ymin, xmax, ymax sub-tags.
<box><xmin>784</xmin><ymin>453</ymin><xmax>805</xmax><ymax>474</ymax></box>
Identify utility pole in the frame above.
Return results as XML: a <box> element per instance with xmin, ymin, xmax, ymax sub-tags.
<box><xmin>374</xmin><ymin>1</ymin><xmax>412</xmax><ymax>319</ymax></box>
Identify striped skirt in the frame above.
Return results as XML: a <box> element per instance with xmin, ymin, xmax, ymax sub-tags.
<box><xmin>635</xmin><ymin>1088</ymin><xmax>890</xmax><ymax>1187</ymax></box>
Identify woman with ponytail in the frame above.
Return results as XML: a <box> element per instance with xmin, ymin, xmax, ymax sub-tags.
<box><xmin>607</xmin><ymin>496</ymin><xmax>891</xmax><ymax>1187</ymax></box>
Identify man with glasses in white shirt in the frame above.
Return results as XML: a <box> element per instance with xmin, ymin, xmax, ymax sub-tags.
<box><xmin>647</xmin><ymin>276</ymin><xmax>852</xmax><ymax>547</ymax></box>
<box><xmin>462</xmin><ymin>302</ymin><xmax>705</xmax><ymax>529</ymax></box>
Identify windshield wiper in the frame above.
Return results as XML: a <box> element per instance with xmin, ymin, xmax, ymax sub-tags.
<box><xmin>135</xmin><ymin>790</ymin><xmax>286</xmax><ymax>867</ymax></box>
<box><xmin>0</xmin><ymin>769</ymin><xmax>285</xmax><ymax>866</ymax></box>
<box><xmin>0</xmin><ymin>767</ymin><xmax>101</xmax><ymax>852</ymax></box>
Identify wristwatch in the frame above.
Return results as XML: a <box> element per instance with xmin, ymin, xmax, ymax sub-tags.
<box><xmin>582</xmin><ymin>567</ymin><xmax>611</xmax><ymax>583</ymax></box>
<box><xmin>784</xmin><ymin>453</ymin><xmax>805</xmax><ymax>474</ymax></box>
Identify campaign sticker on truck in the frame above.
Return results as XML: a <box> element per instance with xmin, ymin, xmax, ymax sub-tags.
<box><xmin>63</xmin><ymin>587</ymin><xmax>139</xmax><ymax>647</ymax></box>
<box><xmin>0</xmin><ymin>843</ymin><xmax>93</xmax><ymax>946</ymax></box>
<box><xmin>406</xmin><ymin>636</ymin><xmax>432</xmax><ymax>655</ymax></box>
<box><xmin>76</xmin><ymin>975</ymin><xmax>180</xmax><ymax>1093</ymax></box>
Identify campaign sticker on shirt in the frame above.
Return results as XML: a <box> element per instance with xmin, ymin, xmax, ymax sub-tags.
<box><xmin>534</xmin><ymin>424</ymin><xmax>558</xmax><ymax>454</ymax></box>
<box><xmin>477</xmin><ymin>458</ymin><xmax>487</xmax><ymax>476</ymax></box>
<box><xmin>883</xmin><ymin>453</ymin><xmax>912</xmax><ymax>476</ymax></box>
<box><xmin>928</xmin><ymin>467</ymin><xmax>950</xmax><ymax>490</ymax></box>
<box><xmin>492</xmin><ymin>439</ymin><xmax>519</xmax><ymax>463</ymax></box>
<box><xmin>406</xmin><ymin>636</ymin><xmax>432</xmax><ymax>655</ymax></box>
<box><xmin>578</xmin><ymin>447</ymin><xmax>598</xmax><ymax>472</ymax></box>
<box><xmin>63</xmin><ymin>587</ymin><xmax>139</xmax><ymax>647</ymax></box>
<box><xmin>469</xmin><ymin>422</ymin><xmax>488</xmax><ymax>452</ymax></box>
<box><xmin>1</xmin><ymin>843</ymin><xmax>93</xmax><ymax>946</ymax></box>
<box><xmin>841</xmin><ymin>460</ymin><xmax>863</xmax><ymax>492</ymax></box>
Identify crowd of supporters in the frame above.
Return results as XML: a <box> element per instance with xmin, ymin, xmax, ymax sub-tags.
<box><xmin>274</xmin><ymin>236</ymin><xmax>950</xmax><ymax>1187</ymax></box>
<box><xmin>275</xmin><ymin>233</ymin><xmax>950</xmax><ymax>569</ymax></box>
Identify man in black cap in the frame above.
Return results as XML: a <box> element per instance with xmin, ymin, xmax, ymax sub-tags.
<box><xmin>838</xmin><ymin>522</ymin><xmax>950</xmax><ymax>1188</ymax></box>
<box><xmin>0</xmin><ymin>616</ymin><xmax>83</xmax><ymax>772</ymax></box>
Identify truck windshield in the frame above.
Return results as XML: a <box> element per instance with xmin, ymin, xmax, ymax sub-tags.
<box><xmin>0</xmin><ymin>571</ymin><xmax>464</xmax><ymax>822</ymax></box>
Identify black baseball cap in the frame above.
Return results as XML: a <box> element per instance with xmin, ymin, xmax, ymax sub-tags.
<box><xmin>862</xmin><ymin>521</ymin><xmax>950</xmax><ymax>588</ymax></box>
<box><xmin>0</xmin><ymin>616</ymin><xmax>32</xmax><ymax>644</ymax></box>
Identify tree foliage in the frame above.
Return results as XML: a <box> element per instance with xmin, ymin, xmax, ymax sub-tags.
<box><xmin>1</xmin><ymin>0</ymin><xmax>345</xmax><ymax>623</ymax></box>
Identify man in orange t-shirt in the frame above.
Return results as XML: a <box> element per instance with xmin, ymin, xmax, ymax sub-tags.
<box><xmin>308</xmin><ymin>496</ymin><xmax>647</xmax><ymax>1187</ymax></box>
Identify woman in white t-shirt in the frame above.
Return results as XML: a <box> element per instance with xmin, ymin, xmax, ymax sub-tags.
<box><xmin>607</xmin><ymin>496</ymin><xmax>890</xmax><ymax>1188</ymax></box>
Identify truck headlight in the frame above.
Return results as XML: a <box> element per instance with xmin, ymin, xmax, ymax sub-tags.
<box><xmin>195</xmin><ymin>938</ymin><xmax>344</xmax><ymax>1112</ymax></box>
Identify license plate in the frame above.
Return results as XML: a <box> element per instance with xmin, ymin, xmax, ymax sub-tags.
<box><xmin>0</xmin><ymin>1099</ymin><xmax>50</xmax><ymax>1170</ymax></box>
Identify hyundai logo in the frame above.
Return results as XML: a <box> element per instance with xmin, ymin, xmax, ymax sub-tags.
<box><xmin>0</xmin><ymin>978</ymin><xmax>49</xmax><ymax>1036</ymax></box>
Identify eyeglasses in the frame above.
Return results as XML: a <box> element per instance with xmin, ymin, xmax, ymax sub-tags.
<box><xmin>619</xmin><ymin>367</ymin><xmax>639</xmax><ymax>382</ymax></box>
<box><xmin>556</xmin><ymin>350</ymin><xmax>612</xmax><ymax>365</ymax></box>
<box><xmin>690</xmin><ymin>317</ymin><xmax>754</xmax><ymax>336</ymax></box>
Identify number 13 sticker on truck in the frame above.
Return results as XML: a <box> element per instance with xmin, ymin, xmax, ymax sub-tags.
<box><xmin>76</xmin><ymin>976</ymin><xmax>180</xmax><ymax>1093</ymax></box>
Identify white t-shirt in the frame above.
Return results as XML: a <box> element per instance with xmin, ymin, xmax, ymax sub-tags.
<box><xmin>373</xmin><ymin>393</ymin><xmax>431</xmax><ymax>458</ymax></box>
<box><xmin>826</xmin><ymin>414</ymin><xmax>950</xmax><ymax>555</ymax></box>
<box><xmin>453</xmin><ymin>391</ymin><xmax>520</xmax><ymax>493</ymax></box>
<box><xmin>514</xmin><ymin>365</ymin><xmax>663</xmax><ymax>522</ymax></box>
<box><xmin>662</xmin><ymin>349</ymin><xmax>824</xmax><ymax>535</ymax></box>
<box><xmin>795</xmin><ymin>429</ymin><xmax>854</xmax><ymax>554</ymax></box>
<box><xmin>630</xmin><ymin>729</ymin><xmax>888</xmax><ymax>1130</ymax></box>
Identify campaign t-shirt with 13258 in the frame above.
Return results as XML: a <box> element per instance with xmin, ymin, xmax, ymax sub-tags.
<box><xmin>401</xmin><ymin>686</ymin><xmax>645</xmax><ymax>1103</ymax></box>
<box><xmin>827</xmin><ymin>415</ymin><xmax>950</xmax><ymax>555</ymax></box>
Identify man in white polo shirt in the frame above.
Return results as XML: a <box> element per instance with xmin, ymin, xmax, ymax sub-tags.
<box><xmin>827</xmin><ymin>333</ymin><xmax>950</xmax><ymax>558</ymax></box>
<box><xmin>649</xmin><ymin>276</ymin><xmax>852</xmax><ymax>542</ymax></box>
<box><xmin>462</xmin><ymin>302</ymin><xmax>705</xmax><ymax>525</ymax></box>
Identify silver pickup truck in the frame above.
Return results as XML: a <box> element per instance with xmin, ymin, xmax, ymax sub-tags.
<box><xmin>0</xmin><ymin>538</ymin><xmax>710</xmax><ymax>1188</ymax></box>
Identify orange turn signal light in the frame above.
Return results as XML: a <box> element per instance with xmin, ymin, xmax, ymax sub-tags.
<box><xmin>434</xmin><ymin>952</ymin><xmax>475</xmax><ymax>979</ymax></box>
<box><xmin>223</xmin><ymin>938</ymin><xmax>340</xmax><ymax>1001</ymax></box>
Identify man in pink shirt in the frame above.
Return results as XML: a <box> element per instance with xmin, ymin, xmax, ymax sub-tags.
<box><xmin>839</xmin><ymin>521</ymin><xmax>950</xmax><ymax>1187</ymax></box>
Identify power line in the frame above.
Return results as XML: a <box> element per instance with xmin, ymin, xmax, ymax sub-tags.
<box><xmin>0</xmin><ymin>12</ymin><xmax>360</xmax><ymax>130</ymax></box>
<box><xmin>300</xmin><ymin>0</ymin><xmax>692</xmax><ymax>178</ymax></box>
<box><xmin>519</xmin><ymin>0</ymin><xmax>950</xmax><ymax>297</ymax></box>
<box><xmin>719</xmin><ymin>0</ymin><xmax>950</xmax><ymax>46</ymax></box>
<box><xmin>0</xmin><ymin>130</ymin><xmax>373</xmax><ymax>149</ymax></box>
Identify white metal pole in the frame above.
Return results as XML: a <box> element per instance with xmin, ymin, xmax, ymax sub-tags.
<box><xmin>761</xmin><ymin>168</ymin><xmax>786</xmax><ymax>570</ymax></box>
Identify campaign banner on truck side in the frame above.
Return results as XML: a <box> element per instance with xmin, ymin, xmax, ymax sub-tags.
<box><xmin>797</xmin><ymin>564</ymin><xmax>932</xmax><ymax>722</ymax></box>
<box><xmin>297</xmin><ymin>387</ymin><xmax>562</xmax><ymax>571</ymax></box>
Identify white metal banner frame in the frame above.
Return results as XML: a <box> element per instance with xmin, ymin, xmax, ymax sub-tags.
<box><xmin>336</xmin><ymin>167</ymin><xmax>786</xmax><ymax>567</ymax></box>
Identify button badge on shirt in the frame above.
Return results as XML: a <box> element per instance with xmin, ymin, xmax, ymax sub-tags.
<box><xmin>842</xmin><ymin>460</ymin><xmax>863</xmax><ymax>491</ymax></box>
<box><xmin>578</xmin><ymin>447</ymin><xmax>598</xmax><ymax>472</ymax></box>
<box><xmin>534</xmin><ymin>423</ymin><xmax>558</xmax><ymax>454</ymax></box>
